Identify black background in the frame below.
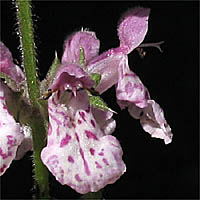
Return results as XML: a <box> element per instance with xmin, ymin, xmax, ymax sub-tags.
<box><xmin>1</xmin><ymin>1</ymin><xmax>199</xmax><ymax>199</ymax></box>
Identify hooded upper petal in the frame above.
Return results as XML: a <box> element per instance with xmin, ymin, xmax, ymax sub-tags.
<box><xmin>116</xmin><ymin>55</ymin><xmax>148</xmax><ymax>108</ymax></box>
<box><xmin>128</xmin><ymin>100</ymin><xmax>173</xmax><ymax>144</ymax></box>
<box><xmin>41</xmin><ymin>90</ymin><xmax>125</xmax><ymax>194</ymax></box>
<box><xmin>0</xmin><ymin>82</ymin><xmax>24</xmax><ymax>175</ymax></box>
<box><xmin>117</xmin><ymin>7</ymin><xmax>150</xmax><ymax>54</ymax></box>
<box><xmin>62</xmin><ymin>31</ymin><xmax>100</xmax><ymax>64</ymax></box>
<box><xmin>50</xmin><ymin>63</ymin><xmax>94</xmax><ymax>93</ymax></box>
<box><xmin>0</xmin><ymin>42</ymin><xmax>24</xmax><ymax>84</ymax></box>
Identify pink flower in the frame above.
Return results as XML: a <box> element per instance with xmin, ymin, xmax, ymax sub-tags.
<box><xmin>0</xmin><ymin>6</ymin><xmax>173</xmax><ymax>194</ymax></box>
<box><xmin>0</xmin><ymin>82</ymin><xmax>24</xmax><ymax>175</ymax></box>
<box><xmin>86</xmin><ymin>7</ymin><xmax>173</xmax><ymax>144</ymax></box>
<box><xmin>41</xmin><ymin>6</ymin><xmax>173</xmax><ymax>193</ymax></box>
<box><xmin>41</xmin><ymin>31</ymin><xmax>125</xmax><ymax>194</ymax></box>
<box><xmin>0</xmin><ymin>42</ymin><xmax>32</xmax><ymax>175</ymax></box>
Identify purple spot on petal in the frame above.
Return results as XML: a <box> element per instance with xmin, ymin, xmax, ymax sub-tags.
<box><xmin>75</xmin><ymin>133</ymin><xmax>80</xmax><ymax>142</ymax></box>
<box><xmin>95</xmin><ymin>161</ymin><xmax>102</xmax><ymax>168</ymax></box>
<box><xmin>85</xmin><ymin>130</ymin><xmax>98</xmax><ymax>140</ymax></box>
<box><xmin>90</xmin><ymin>119</ymin><xmax>96</xmax><ymax>128</ymax></box>
<box><xmin>98</xmin><ymin>152</ymin><xmax>104</xmax><ymax>156</ymax></box>
<box><xmin>103</xmin><ymin>158</ymin><xmax>109</xmax><ymax>166</ymax></box>
<box><xmin>79</xmin><ymin>111</ymin><xmax>86</xmax><ymax>121</ymax></box>
<box><xmin>80</xmin><ymin>148</ymin><xmax>90</xmax><ymax>176</ymax></box>
<box><xmin>68</xmin><ymin>155</ymin><xmax>74</xmax><ymax>163</ymax></box>
<box><xmin>75</xmin><ymin>174</ymin><xmax>82</xmax><ymax>182</ymax></box>
<box><xmin>89</xmin><ymin>148</ymin><xmax>95</xmax><ymax>156</ymax></box>
<box><xmin>72</xmin><ymin>122</ymin><xmax>76</xmax><ymax>128</ymax></box>
<box><xmin>60</xmin><ymin>134</ymin><xmax>71</xmax><ymax>147</ymax></box>
<box><xmin>78</xmin><ymin>119</ymin><xmax>82</xmax><ymax>124</ymax></box>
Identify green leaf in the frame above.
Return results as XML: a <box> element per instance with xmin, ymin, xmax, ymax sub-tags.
<box><xmin>91</xmin><ymin>73</ymin><xmax>101</xmax><ymax>88</ymax></box>
<box><xmin>87</xmin><ymin>91</ymin><xmax>117</xmax><ymax>113</ymax></box>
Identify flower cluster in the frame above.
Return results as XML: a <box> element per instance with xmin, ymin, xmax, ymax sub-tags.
<box><xmin>0</xmin><ymin>7</ymin><xmax>172</xmax><ymax>194</ymax></box>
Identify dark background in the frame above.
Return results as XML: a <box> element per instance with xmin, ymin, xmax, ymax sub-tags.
<box><xmin>1</xmin><ymin>1</ymin><xmax>199</xmax><ymax>199</ymax></box>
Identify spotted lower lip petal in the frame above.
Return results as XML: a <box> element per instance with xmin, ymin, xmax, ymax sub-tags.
<box><xmin>41</xmin><ymin>91</ymin><xmax>125</xmax><ymax>194</ymax></box>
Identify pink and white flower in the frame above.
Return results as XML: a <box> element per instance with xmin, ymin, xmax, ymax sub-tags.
<box><xmin>41</xmin><ymin>6</ymin><xmax>173</xmax><ymax>194</ymax></box>
<box><xmin>41</xmin><ymin>28</ymin><xmax>125</xmax><ymax>194</ymax></box>
<box><xmin>86</xmin><ymin>7</ymin><xmax>173</xmax><ymax>144</ymax></box>
<box><xmin>0</xmin><ymin>82</ymin><xmax>24</xmax><ymax>175</ymax></box>
<box><xmin>0</xmin><ymin>42</ymin><xmax>32</xmax><ymax>175</ymax></box>
<box><xmin>1</xmin><ymin>6</ymin><xmax>173</xmax><ymax>194</ymax></box>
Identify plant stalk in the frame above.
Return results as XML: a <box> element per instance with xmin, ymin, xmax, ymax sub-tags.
<box><xmin>15</xmin><ymin>0</ymin><xmax>49</xmax><ymax>198</ymax></box>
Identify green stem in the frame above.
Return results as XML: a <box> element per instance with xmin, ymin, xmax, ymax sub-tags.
<box><xmin>15</xmin><ymin>0</ymin><xmax>49</xmax><ymax>198</ymax></box>
<box><xmin>31</xmin><ymin>110</ymin><xmax>50</xmax><ymax>199</ymax></box>
<box><xmin>16</xmin><ymin>0</ymin><xmax>39</xmax><ymax>106</ymax></box>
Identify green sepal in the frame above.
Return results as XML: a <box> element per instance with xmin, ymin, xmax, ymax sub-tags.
<box><xmin>79</xmin><ymin>46</ymin><xmax>85</xmax><ymax>65</ymax></box>
<box><xmin>91</xmin><ymin>73</ymin><xmax>101</xmax><ymax>88</ymax></box>
<box><xmin>87</xmin><ymin>91</ymin><xmax>117</xmax><ymax>113</ymax></box>
<box><xmin>40</xmin><ymin>52</ymin><xmax>60</xmax><ymax>94</ymax></box>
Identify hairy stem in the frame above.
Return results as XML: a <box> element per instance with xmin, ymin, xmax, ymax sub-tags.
<box><xmin>31</xmin><ymin>110</ymin><xmax>50</xmax><ymax>199</ymax></box>
<box><xmin>15</xmin><ymin>0</ymin><xmax>49</xmax><ymax>198</ymax></box>
<box><xmin>16</xmin><ymin>0</ymin><xmax>39</xmax><ymax>106</ymax></box>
